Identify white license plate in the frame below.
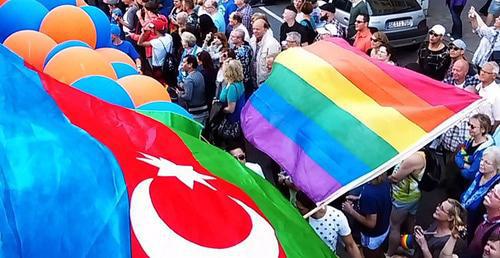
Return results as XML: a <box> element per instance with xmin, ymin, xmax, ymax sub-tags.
<box><xmin>387</xmin><ymin>19</ymin><xmax>413</xmax><ymax>29</ymax></box>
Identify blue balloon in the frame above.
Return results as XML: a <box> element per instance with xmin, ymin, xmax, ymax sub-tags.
<box><xmin>44</xmin><ymin>40</ymin><xmax>91</xmax><ymax>67</ymax></box>
<box><xmin>37</xmin><ymin>0</ymin><xmax>75</xmax><ymax>10</ymax></box>
<box><xmin>0</xmin><ymin>0</ymin><xmax>49</xmax><ymax>43</ymax></box>
<box><xmin>81</xmin><ymin>6</ymin><xmax>111</xmax><ymax>48</ymax></box>
<box><xmin>72</xmin><ymin>76</ymin><xmax>134</xmax><ymax>108</ymax></box>
<box><xmin>138</xmin><ymin>102</ymin><xmax>193</xmax><ymax>119</ymax></box>
<box><xmin>111</xmin><ymin>62</ymin><xmax>139</xmax><ymax>79</ymax></box>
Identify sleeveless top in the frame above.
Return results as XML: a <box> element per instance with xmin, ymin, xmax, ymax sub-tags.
<box><xmin>392</xmin><ymin>151</ymin><xmax>425</xmax><ymax>204</ymax></box>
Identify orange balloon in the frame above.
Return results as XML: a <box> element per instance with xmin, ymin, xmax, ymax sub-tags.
<box><xmin>44</xmin><ymin>46</ymin><xmax>117</xmax><ymax>84</ymax></box>
<box><xmin>40</xmin><ymin>5</ymin><xmax>97</xmax><ymax>48</ymax></box>
<box><xmin>96</xmin><ymin>48</ymin><xmax>136</xmax><ymax>68</ymax></box>
<box><xmin>76</xmin><ymin>0</ymin><xmax>87</xmax><ymax>6</ymax></box>
<box><xmin>3</xmin><ymin>30</ymin><xmax>57</xmax><ymax>71</ymax></box>
<box><xmin>117</xmin><ymin>75</ymin><xmax>171</xmax><ymax>107</ymax></box>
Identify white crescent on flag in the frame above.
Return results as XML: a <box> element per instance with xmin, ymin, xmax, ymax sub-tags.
<box><xmin>130</xmin><ymin>153</ymin><xmax>280</xmax><ymax>257</ymax></box>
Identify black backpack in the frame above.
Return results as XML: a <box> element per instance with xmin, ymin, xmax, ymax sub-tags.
<box><xmin>410</xmin><ymin>147</ymin><xmax>443</xmax><ymax>192</ymax></box>
<box><xmin>159</xmin><ymin>38</ymin><xmax>179</xmax><ymax>88</ymax></box>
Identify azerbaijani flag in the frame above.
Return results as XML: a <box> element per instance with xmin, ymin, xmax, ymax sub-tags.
<box><xmin>241</xmin><ymin>39</ymin><xmax>482</xmax><ymax>204</ymax></box>
<box><xmin>0</xmin><ymin>45</ymin><xmax>334</xmax><ymax>257</ymax></box>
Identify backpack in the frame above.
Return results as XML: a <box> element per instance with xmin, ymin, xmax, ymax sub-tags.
<box><xmin>411</xmin><ymin>147</ymin><xmax>444</xmax><ymax>192</ymax></box>
<box><xmin>158</xmin><ymin>38</ymin><xmax>179</xmax><ymax>88</ymax></box>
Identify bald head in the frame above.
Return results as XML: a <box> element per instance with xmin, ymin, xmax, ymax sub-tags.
<box><xmin>252</xmin><ymin>18</ymin><xmax>269</xmax><ymax>41</ymax></box>
<box><xmin>451</xmin><ymin>59</ymin><xmax>469</xmax><ymax>83</ymax></box>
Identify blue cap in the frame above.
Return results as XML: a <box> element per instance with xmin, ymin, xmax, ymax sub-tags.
<box><xmin>110</xmin><ymin>24</ymin><xmax>121</xmax><ymax>36</ymax></box>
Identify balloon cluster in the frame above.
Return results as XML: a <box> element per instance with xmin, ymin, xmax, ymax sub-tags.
<box><xmin>0</xmin><ymin>0</ymin><xmax>199</xmax><ymax>135</ymax></box>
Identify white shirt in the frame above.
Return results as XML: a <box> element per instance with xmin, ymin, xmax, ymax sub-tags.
<box><xmin>476</xmin><ymin>81</ymin><xmax>500</xmax><ymax>122</ymax></box>
<box><xmin>150</xmin><ymin>35</ymin><xmax>173</xmax><ymax>67</ymax></box>
<box><xmin>308</xmin><ymin>206</ymin><xmax>351</xmax><ymax>252</ymax></box>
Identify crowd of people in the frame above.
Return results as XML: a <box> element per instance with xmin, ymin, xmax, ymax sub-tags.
<box><xmin>85</xmin><ymin>0</ymin><xmax>500</xmax><ymax>257</ymax></box>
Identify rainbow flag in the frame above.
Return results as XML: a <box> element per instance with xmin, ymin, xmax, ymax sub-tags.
<box><xmin>241</xmin><ymin>39</ymin><xmax>482</xmax><ymax>204</ymax></box>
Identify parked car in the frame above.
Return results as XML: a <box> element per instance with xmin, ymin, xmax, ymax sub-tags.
<box><xmin>334</xmin><ymin>0</ymin><xmax>428</xmax><ymax>48</ymax></box>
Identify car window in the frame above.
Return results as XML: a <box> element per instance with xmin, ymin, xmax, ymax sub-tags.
<box><xmin>367</xmin><ymin>0</ymin><xmax>421</xmax><ymax>15</ymax></box>
<box><xmin>335</xmin><ymin>0</ymin><xmax>352</xmax><ymax>12</ymax></box>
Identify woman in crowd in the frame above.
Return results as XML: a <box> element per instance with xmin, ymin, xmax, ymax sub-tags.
<box><xmin>387</xmin><ymin>151</ymin><xmax>426</xmax><ymax>257</ymax></box>
<box><xmin>169</xmin><ymin>0</ymin><xmax>184</xmax><ymax>22</ymax></box>
<box><xmin>214</xmin><ymin>59</ymin><xmax>245</xmax><ymax>147</ymax></box>
<box><xmin>295</xmin><ymin>191</ymin><xmax>362</xmax><ymax>258</ymax></box>
<box><xmin>374</xmin><ymin>43</ymin><xmax>396</xmax><ymax>65</ymax></box>
<box><xmin>461</xmin><ymin>146</ymin><xmax>500</xmax><ymax>241</ymax></box>
<box><xmin>367</xmin><ymin>31</ymin><xmax>389</xmax><ymax>58</ymax></box>
<box><xmin>197</xmin><ymin>51</ymin><xmax>217</xmax><ymax>108</ymax></box>
<box><xmin>414</xmin><ymin>199</ymin><xmax>468</xmax><ymax>258</ymax></box>
<box><xmin>198</xmin><ymin>14</ymin><xmax>218</xmax><ymax>46</ymax></box>
<box><xmin>203</xmin><ymin>32</ymin><xmax>229</xmax><ymax>66</ymax></box>
<box><xmin>178</xmin><ymin>31</ymin><xmax>202</xmax><ymax>84</ymax></box>
<box><xmin>450</xmin><ymin>114</ymin><xmax>494</xmax><ymax>198</ymax></box>
<box><xmin>298</xmin><ymin>1</ymin><xmax>317</xmax><ymax>45</ymax></box>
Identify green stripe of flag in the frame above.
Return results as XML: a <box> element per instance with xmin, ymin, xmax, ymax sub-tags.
<box><xmin>137</xmin><ymin>110</ymin><xmax>203</xmax><ymax>138</ymax></box>
<box><xmin>178</xmin><ymin>131</ymin><xmax>337</xmax><ymax>258</ymax></box>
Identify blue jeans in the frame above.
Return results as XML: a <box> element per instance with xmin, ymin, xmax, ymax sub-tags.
<box><xmin>449</xmin><ymin>4</ymin><xmax>464</xmax><ymax>39</ymax></box>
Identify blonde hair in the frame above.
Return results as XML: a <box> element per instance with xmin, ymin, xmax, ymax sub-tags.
<box><xmin>445</xmin><ymin>199</ymin><xmax>468</xmax><ymax>233</ymax></box>
<box><xmin>373</xmin><ymin>31</ymin><xmax>389</xmax><ymax>45</ymax></box>
<box><xmin>223</xmin><ymin>59</ymin><xmax>244</xmax><ymax>83</ymax></box>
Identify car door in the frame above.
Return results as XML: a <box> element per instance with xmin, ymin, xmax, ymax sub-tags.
<box><xmin>333</xmin><ymin>0</ymin><xmax>351</xmax><ymax>29</ymax></box>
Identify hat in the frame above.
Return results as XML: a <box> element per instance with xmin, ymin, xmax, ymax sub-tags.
<box><xmin>149</xmin><ymin>17</ymin><xmax>168</xmax><ymax>31</ymax></box>
<box><xmin>285</xmin><ymin>4</ymin><xmax>297</xmax><ymax>13</ymax></box>
<box><xmin>451</xmin><ymin>39</ymin><xmax>467</xmax><ymax>50</ymax></box>
<box><xmin>429</xmin><ymin>24</ymin><xmax>446</xmax><ymax>36</ymax></box>
<box><xmin>319</xmin><ymin>3</ymin><xmax>336</xmax><ymax>13</ymax></box>
<box><xmin>110</xmin><ymin>24</ymin><xmax>121</xmax><ymax>36</ymax></box>
<box><xmin>103</xmin><ymin>0</ymin><xmax>119</xmax><ymax>4</ymax></box>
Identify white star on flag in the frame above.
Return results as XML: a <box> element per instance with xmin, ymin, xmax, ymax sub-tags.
<box><xmin>137</xmin><ymin>152</ymin><xmax>216</xmax><ymax>191</ymax></box>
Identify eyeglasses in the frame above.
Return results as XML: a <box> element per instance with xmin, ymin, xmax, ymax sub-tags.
<box><xmin>354</xmin><ymin>20</ymin><xmax>365</xmax><ymax>23</ymax></box>
<box><xmin>481</xmin><ymin>158</ymin><xmax>494</xmax><ymax>166</ymax></box>
<box><xmin>428</xmin><ymin>31</ymin><xmax>442</xmax><ymax>37</ymax></box>
<box><xmin>481</xmin><ymin>69</ymin><xmax>496</xmax><ymax>75</ymax></box>
<box><xmin>448</xmin><ymin>45</ymin><xmax>462</xmax><ymax>51</ymax></box>
<box><xmin>467</xmin><ymin>122</ymin><xmax>477</xmax><ymax>129</ymax></box>
<box><xmin>233</xmin><ymin>154</ymin><xmax>246</xmax><ymax>161</ymax></box>
<box><xmin>437</xmin><ymin>202</ymin><xmax>450</xmax><ymax>215</ymax></box>
<box><xmin>370</xmin><ymin>37</ymin><xmax>380</xmax><ymax>42</ymax></box>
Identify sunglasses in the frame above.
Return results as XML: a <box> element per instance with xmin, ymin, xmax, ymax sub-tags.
<box><xmin>468</xmin><ymin>122</ymin><xmax>477</xmax><ymax>129</ymax></box>
<box><xmin>234</xmin><ymin>154</ymin><xmax>246</xmax><ymax>161</ymax></box>
<box><xmin>370</xmin><ymin>37</ymin><xmax>380</xmax><ymax>42</ymax></box>
<box><xmin>355</xmin><ymin>20</ymin><xmax>365</xmax><ymax>23</ymax></box>
<box><xmin>428</xmin><ymin>31</ymin><xmax>442</xmax><ymax>37</ymax></box>
<box><xmin>449</xmin><ymin>45</ymin><xmax>462</xmax><ymax>51</ymax></box>
<box><xmin>437</xmin><ymin>202</ymin><xmax>450</xmax><ymax>215</ymax></box>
